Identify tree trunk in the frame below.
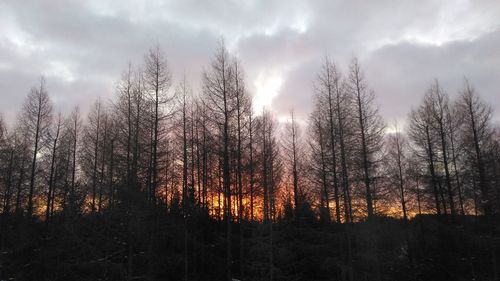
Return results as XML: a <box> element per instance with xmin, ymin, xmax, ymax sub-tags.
<box><xmin>92</xmin><ymin>105</ymin><xmax>101</xmax><ymax>214</ymax></box>
<box><xmin>27</xmin><ymin>97</ymin><xmax>42</xmax><ymax>218</ymax></box>
<box><xmin>46</xmin><ymin>117</ymin><xmax>61</xmax><ymax>223</ymax></box>
<box><xmin>327</xmin><ymin>77</ymin><xmax>341</xmax><ymax>223</ymax></box>
<box><xmin>425</xmin><ymin>125</ymin><xmax>441</xmax><ymax>215</ymax></box>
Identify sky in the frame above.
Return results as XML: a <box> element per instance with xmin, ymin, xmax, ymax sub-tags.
<box><xmin>1</xmin><ymin>0</ymin><xmax>499</xmax><ymax>128</ymax></box>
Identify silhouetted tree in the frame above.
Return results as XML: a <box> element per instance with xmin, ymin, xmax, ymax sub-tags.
<box><xmin>386</xmin><ymin>126</ymin><xmax>409</xmax><ymax>221</ymax></box>
<box><xmin>45</xmin><ymin>112</ymin><xmax>63</xmax><ymax>223</ymax></box>
<box><xmin>456</xmin><ymin>80</ymin><xmax>494</xmax><ymax>215</ymax></box>
<box><xmin>348</xmin><ymin>58</ymin><xmax>384</xmax><ymax>219</ymax></box>
<box><xmin>144</xmin><ymin>45</ymin><xmax>172</xmax><ymax>204</ymax></box>
<box><xmin>21</xmin><ymin>78</ymin><xmax>53</xmax><ymax>217</ymax></box>
<box><xmin>202</xmin><ymin>40</ymin><xmax>235</xmax><ymax>281</ymax></box>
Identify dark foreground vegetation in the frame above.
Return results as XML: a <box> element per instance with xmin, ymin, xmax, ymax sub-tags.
<box><xmin>1</xmin><ymin>210</ymin><xmax>500</xmax><ymax>281</ymax></box>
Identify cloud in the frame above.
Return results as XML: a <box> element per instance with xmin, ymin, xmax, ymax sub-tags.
<box><xmin>365</xmin><ymin>28</ymin><xmax>500</xmax><ymax>124</ymax></box>
<box><xmin>0</xmin><ymin>0</ymin><xmax>499</xmax><ymax>128</ymax></box>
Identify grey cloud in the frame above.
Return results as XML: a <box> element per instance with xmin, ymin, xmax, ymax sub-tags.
<box><xmin>0</xmin><ymin>0</ymin><xmax>499</xmax><ymax>128</ymax></box>
<box><xmin>365</xmin><ymin>28</ymin><xmax>500</xmax><ymax>124</ymax></box>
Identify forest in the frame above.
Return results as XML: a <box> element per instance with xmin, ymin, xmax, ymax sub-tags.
<box><xmin>1</xmin><ymin>42</ymin><xmax>500</xmax><ymax>281</ymax></box>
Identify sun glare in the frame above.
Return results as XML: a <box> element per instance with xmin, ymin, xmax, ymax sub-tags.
<box><xmin>253</xmin><ymin>71</ymin><xmax>283</xmax><ymax>115</ymax></box>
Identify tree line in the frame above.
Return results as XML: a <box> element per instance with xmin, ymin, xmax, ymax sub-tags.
<box><xmin>1</xmin><ymin>41</ymin><xmax>500</xmax><ymax>280</ymax></box>
<box><xmin>309</xmin><ymin>58</ymin><xmax>500</xmax><ymax>222</ymax></box>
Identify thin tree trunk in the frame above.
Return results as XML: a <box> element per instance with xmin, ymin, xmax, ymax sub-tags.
<box><xmin>468</xmin><ymin>96</ymin><xmax>489</xmax><ymax>215</ymax></box>
<box><xmin>92</xmin><ymin>105</ymin><xmax>101</xmax><ymax>214</ymax></box>
<box><xmin>327</xmin><ymin>76</ymin><xmax>341</xmax><ymax>223</ymax></box>
<box><xmin>46</xmin><ymin>117</ymin><xmax>61</xmax><ymax>223</ymax></box>
<box><xmin>249</xmin><ymin>113</ymin><xmax>255</xmax><ymax>222</ymax></box>
<box><xmin>125</xmin><ymin>65</ymin><xmax>133</xmax><ymax>184</ymax></box>
<box><xmin>317</xmin><ymin>118</ymin><xmax>330</xmax><ymax>222</ymax></box>
<box><xmin>425</xmin><ymin>125</ymin><xmax>441</xmax><ymax>215</ymax></box>
<box><xmin>336</xmin><ymin>84</ymin><xmax>350</xmax><ymax>224</ymax></box>
<box><xmin>70</xmin><ymin>109</ymin><xmax>79</xmax><ymax>208</ymax></box>
<box><xmin>15</xmin><ymin>157</ymin><xmax>26</xmax><ymax>215</ymax></box>
<box><xmin>108</xmin><ymin>139</ymin><xmax>115</xmax><ymax>209</ymax></box>
<box><xmin>235</xmin><ymin>66</ymin><xmax>244</xmax><ymax>279</ymax></box>
<box><xmin>290</xmin><ymin>111</ymin><xmax>300</xmax><ymax>227</ymax></box>
<box><xmin>222</xmin><ymin>65</ymin><xmax>232</xmax><ymax>281</ymax></box>
<box><xmin>27</xmin><ymin>97</ymin><xmax>42</xmax><ymax>217</ymax></box>
<box><xmin>438</xmin><ymin>120</ymin><xmax>455</xmax><ymax>215</ymax></box>
<box><xmin>449</xmin><ymin>120</ymin><xmax>465</xmax><ymax>215</ymax></box>
<box><xmin>190</xmin><ymin>106</ymin><xmax>196</xmax><ymax>205</ymax></box>
<box><xmin>416</xmin><ymin>178</ymin><xmax>422</xmax><ymax>215</ymax></box>
<box><xmin>98</xmin><ymin>117</ymin><xmax>108</xmax><ymax>213</ymax></box>
<box><xmin>354</xmin><ymin>78</ymin><xmax>373</xmax><ymax>218</ymax></box>
<box><xmin>395</xmin><ymin>136</ymin><xmax>407</xmax><ymax>221</ymax></box>
<box><xmin>3</xmin><ymin>149</ymin><xmax>14</xmax><ymax>215</ymax></box>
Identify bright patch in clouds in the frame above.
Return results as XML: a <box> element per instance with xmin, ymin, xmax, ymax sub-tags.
<box><xmin>46</xmin><ymin>61</ymin><xmax>75</xmax><ymax>82</ymax></box>
<box><xmin>290</xmin><ymin>14</ymin><xmax>309</xmax><ymax>34</ymax></box>
<box><xmin>253</xmin><ymin>70</ymin><xmax>283</xmax><ymax>115</ymax></box>
<box><xmin>385</xmin><ymin>126</ymin><xmax>399</xmax><ymax>134</ymax></box>
<box><xmin>385</xmin><ymin>121</ymin><xmax>406</xmax><ymax>134</ymax></box>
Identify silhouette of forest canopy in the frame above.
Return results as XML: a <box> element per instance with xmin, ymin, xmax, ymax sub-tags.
<box><xmin>1</xmin><ymin>42</ymin><xmax>500</xmax><ymax>281</ymax></box>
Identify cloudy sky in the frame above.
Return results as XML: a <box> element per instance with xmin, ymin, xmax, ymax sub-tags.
<box><xmin>1</xmin><ymin>0</ymin><xmax>499</xmax><ymax>128</ymax></box>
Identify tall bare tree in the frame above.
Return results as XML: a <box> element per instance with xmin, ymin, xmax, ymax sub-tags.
<box><xmin>348</xmin><ymin>58</ymin><xmax>384</xmax><ymax>219</ymax></box>
<box><xmin>144</xmin><ymin>45</ymin><xmax>172</xmax><ymax>203</ymax></box>
<box><xmin>45</xmin><ymin>112</ymin><xmax>63</xmax><ymax>223</ymax></box>
<box><xmin>85</xmin><ymin>101</ymin><xmax>102</xmax><ymax>214</ymax></box>
<box><xmin>248</xmin><ymin>107</ymin><xmax>255</xmax><ymax>221</ymax></box>
<box><xmin>21</xmin><ymin>78</ymin><xmax>53</xmax><ymax>217</ymax></box>
<box><xmin>283</xmin><ymin>109</ymin><xmax>302</xmax><ymax>222</ymax></box>
<box><xmin>68</xmin><ymin>106</ymin><xmax>81</xmax><ymax>211</ymax></box>
<box><xmin>447</xmin><ymin>104</ymin><xmax>465</xmax><ymax>215</ymax></box>
<box><xmin>202</xmin><ymin>40</ymin><xmax>235</xmax><ymax>281</ymax></box>
<box><xmin>409</xmin><ymin>106</ymin><xmax>442</xmax><ymax>215</ymax></box>
<box><xmin>309</xmin><ymin>108</ymin><xmax>330</xmax><ymax>222</ymax></box>
<box><xmin>386</xmin><ymin>126</ymin><xmax>408</xmax><ymax>221</ymax></box>
<box><xmin>425</xmin><ymin>80</ymin><xmax>456</xmax><ymax>215</ymax></box>
<box><xmin>457</xmin><ymin>80</ymin><xmax>494</xmax><ymax>216</ymax></box>
<box><xmin>315</xmin><ymin>58</ymin><xmax>342</xmax><ymax>222</ymax></box>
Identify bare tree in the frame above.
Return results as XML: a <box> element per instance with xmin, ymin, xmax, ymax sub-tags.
<box><xmin>283</xmin><ymin>109</ymin><xmax>302</xmax><ymax>223</ymax></box>
<box><xmin>259</xmin><ymin>109</ymin><xmax>282</xmax><ymax>281</ymax></box>
<box><xmin>386</xmin><ymin>125</ymin><xmax>408</xmax><ymax>221</ymax></box>
<box><xmin>309</xmin><ymin>108</ymin><xmax>331</xmax><ymax>222</ymax></box>
<box><xmin>85</xmin><ymin>101</ymin><xmax>102</xmax><ymax>213</ymax></box>
<box><xmin>456</xmin><ymin>80</ymin><xmax>494</xmax><ymax>216</ymax></box>
<box><xmin>131</xmin><ymin>69</ymin><xmax>146</xmax><ymax>189</ymax></box>
<box><xmin>425</xmin><ymin>80</ymin><xmax>456</xmax><ymax>215</ymax></box>
<box><xmin>45</xmin><ymin>112</ymin><xmax>63</xmax><ymax>223</ymax></box>
<box><xmin>315</xmin><ymin>57</ymin><xmax>342</xmax><ymax>222</ymax></box>
<box><xmin>0</xmin><ymin>117</ymin><xmax>14</xmax><ymax>215</ymax></box>
<box><xmin>248</xmin><ymin>107</ymin><xmax>255</xmax><ymax>221</ymax></box>
<box><xmin>144</xmin><ymin>45</ymin><xmax>172</xmax><ymax>203</ymax></box>
<box><xmin>409</xmin><ymin>106</ymin><xmax>442</xmax><ymax>215</ymax></box>
<box><xmin>115</xmin><ymin>63</ymin><xmax>135</xmax><ymax>185</ymax></box>
<box><xmin>233</xmin><ymin>59</ymin><xmax>249</xmax><ymax>224</ymax></box>
<box><xmin>12</xmin><ymin>130</ymin><xmax>29</xmax><ymax>215</ymax></box>
<box><xmin>98</xmin><ymin>111</ymin><xmax>109</xmax><ymax>213</ymax></box>
<box><xmin>348</xmin><ymin>58</ymin><xmax>384</xmax><ymax>219</ymax></box>
<box><xmin>178</xmin><ymin>76</ymin><xmax>191</xmax><ymax>213</ymax></box>
<box><xmin>202</xmin><ymin>40</ymin><xmax>235</xmax><ymax>281</ymax></box>
<box><xmin>66</xmin><ymin>106</ymin><xmax>81</xmax><ymax>211</ymax></box>
<box><xmin>21</xmin><ymin>77</ymin><xmax>53</xmax><ymax>217</ymax></box>
<box><xmin>447</xmin><ymin>104</ymin><xmax>465</xmax><ymax>215</ymax></box>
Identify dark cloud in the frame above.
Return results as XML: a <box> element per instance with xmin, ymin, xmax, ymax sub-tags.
<box><xmin>0</xmin><ymin>0</ymin><xmax>499</xmax><ymax>128</ymax></box>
